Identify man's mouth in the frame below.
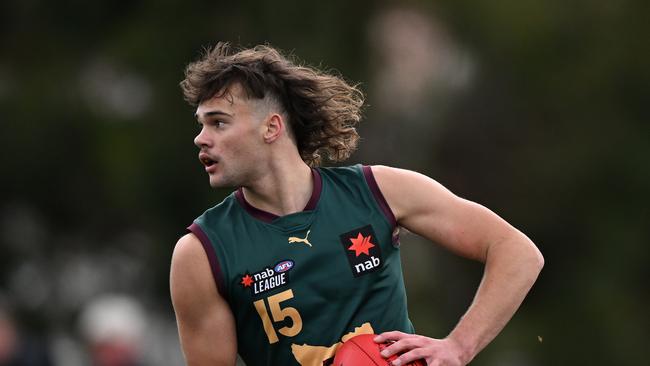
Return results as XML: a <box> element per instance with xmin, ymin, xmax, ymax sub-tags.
<box><xmin>199</xmin><ymin>154</ymin><xmax>218</xmax><ymax>168</ymax></box>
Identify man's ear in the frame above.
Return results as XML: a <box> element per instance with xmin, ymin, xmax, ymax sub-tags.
<box><xmin>263</xmin><ymin>114</ymin><xmax>284</xmax><ymax>143</ymax></box>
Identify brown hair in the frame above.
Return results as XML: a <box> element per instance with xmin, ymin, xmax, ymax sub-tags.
<box><xmin>180</xmin><ymin>42</ymin><xmax>364</xmax><ymax>166</ymax></box>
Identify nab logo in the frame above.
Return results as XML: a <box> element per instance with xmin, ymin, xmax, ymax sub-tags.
<box><xmin>339</xmin><ymin>225</ymin><xmax>383</xmax><ymax>277</ymax></box>
<box><xmin>240</xmin><ymin>259</ymin><xmax>295</xmax><ymax>296</ymax></box>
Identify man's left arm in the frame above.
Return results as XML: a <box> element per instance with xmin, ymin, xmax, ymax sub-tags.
<box><xmin>370</xmin><ymin>165</ymin><xmax>544</xmax><ymax>366</ymax></box>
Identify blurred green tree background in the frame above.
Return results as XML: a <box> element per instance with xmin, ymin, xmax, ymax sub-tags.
<box><xmin>1</xmin><ymin>0</ymin><xmax>648</xmax><ymax>365</ymax></box>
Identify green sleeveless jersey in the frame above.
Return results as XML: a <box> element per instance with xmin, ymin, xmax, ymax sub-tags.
<box><xmin>188</xmin><ymin>165</ymin><xmax>414</xmax><ymax>366</ymax></box>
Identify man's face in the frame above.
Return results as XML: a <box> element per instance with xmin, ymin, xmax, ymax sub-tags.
<box><xmin>194</xmin><ymin>84</ymin><xmax>267</xmax><ymax>188</ymax></box>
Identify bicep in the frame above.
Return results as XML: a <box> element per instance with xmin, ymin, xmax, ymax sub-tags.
<box><xmin>170</xmin><ymin>234</ymin><xmax>237</xmax><ymax>366</ymax></box>
<box><xmin>372</xmin><ymin>166</ymin><xmax>520</xmax><ymax>262</ymax></box>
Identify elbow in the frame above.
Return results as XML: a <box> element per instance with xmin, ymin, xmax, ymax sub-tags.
<box><xmin>526</xmin><ymin>241</ymin><xmax>544</xmax><ymax>278</ymax></box>
<box><xmin>536</xmin><ymin>249</ymin><xmax>545</xmax><ymax>271</ymax></box>
<box><xmin>533</xmin><ymin>243</ymin><xmax>544</xmax><ymax>270</ymax></box>
<box><xmin>507</xmin><ymin>233</ymin><xmax>544</xmax><ymax>279</ymax></box>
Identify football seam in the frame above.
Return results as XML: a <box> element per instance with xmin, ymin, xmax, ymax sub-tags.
<box><xmin>349</xmin><ymin>338</ymin><xmax>383</xmax><ymax>366</ymax></box>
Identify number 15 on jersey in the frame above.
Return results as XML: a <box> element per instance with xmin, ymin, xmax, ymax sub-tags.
<box><xmin>253</xmin><ymin>289</ymin><xmax>303</xmax><ymax>344</ymax></box>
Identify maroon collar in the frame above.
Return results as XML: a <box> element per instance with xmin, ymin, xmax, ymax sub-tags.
<box><xmin>235</xmin><ymin>168</ymin><xmax>322</xmax><ymax>223</ymax></box>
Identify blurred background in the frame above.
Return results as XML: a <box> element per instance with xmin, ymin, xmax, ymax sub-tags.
<box><xmin>1</xmin><ymin>0</ymin><xmax>648</xmax><ymax>365</ymax></box>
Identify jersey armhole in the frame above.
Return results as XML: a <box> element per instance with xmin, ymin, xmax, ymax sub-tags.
<box><xmin>187</xmin><ymin>222</ymin><xmax>228</xmax><ymax>299</ymax></box>
<box><xmin>361</xmin><ymin>165</ymin><xmax>398</xmax><ymax>230</ymax></box>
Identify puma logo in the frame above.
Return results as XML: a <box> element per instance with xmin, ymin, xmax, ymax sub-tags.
<box><xmin>288</xmin><ymin>230</ymin><xmax>312</xmax><ymax>247</ymax></box>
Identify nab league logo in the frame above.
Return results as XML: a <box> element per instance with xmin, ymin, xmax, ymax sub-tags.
<box><xmin>240</xmin><ymin>260</ymin><xmax>294</xmax><ymax>296</ymax></box>
<box><xmin>339</xmin><ymin>225</ymin><xmax>383</xmax><ymax>277</ymax></box>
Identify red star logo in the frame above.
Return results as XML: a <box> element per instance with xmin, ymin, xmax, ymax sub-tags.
<box><xmin>348</xmin><ymin>233</ymin><xmax>375</xmax><ymax>257</ymax></box>
<box><xmin>241</xmin><ymin>274</ymin><xmax>254</xmax><ymax>287</ymax></box>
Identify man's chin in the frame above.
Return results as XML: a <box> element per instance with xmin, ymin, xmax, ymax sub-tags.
<box><xmin>208</xmin><ymin>180</ymin><xmax>224</xmax><ymax>189</ymax></box>
<box><xmin>208</xmin><ymin>176</ymin><xmax>235</xmax><ymax>189</ymax></box>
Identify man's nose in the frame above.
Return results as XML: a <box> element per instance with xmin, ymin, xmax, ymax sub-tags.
<box><xmin>194</xmin><ymin>128</ymin><xmax>211</xmax><ymax>148</ymax></box>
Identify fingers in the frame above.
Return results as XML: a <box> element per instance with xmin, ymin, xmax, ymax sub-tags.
<box><xmin>389</xmin><ymin>348</ymin><xmax>427</xmax><ymax>366</ymax></box>
<box><xmin>379</xmin><ymin>336</ymin><xmax>424</xmax><ymax>358</ymax></box>
<box><xmin>374</xmin><ymin>330</ymin><xmax>409</xmax><ymax>343</ymax></box>
<box><xmin>373</xmin><ymin>333</ymin><xmax>465</xmax><ymax>366</ymax></box>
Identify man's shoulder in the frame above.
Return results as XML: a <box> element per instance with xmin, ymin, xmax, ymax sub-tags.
<box><xmin>317</xmin><ymin>163</ymin><xmax>363</xmax><ymax>178</ymax></box>
<box><xmin>319</xmin><ymin>164</ymin><xmax>405</xmax><ymax>176</ymax></box>
<box><xmin>203</xmin><ymin>190</ymin><xmax>238</xmax><ymax>212</ymax></box>
<box><xmin>194</xmin><ymin>191</ymin><xmax>240</xmax><ymax>225</ymax></box>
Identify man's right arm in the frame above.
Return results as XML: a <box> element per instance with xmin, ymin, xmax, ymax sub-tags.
<box><xmin>170</xmin><ymin>233</ymin><xmax>237</xmax><ymax>366</ymax></box>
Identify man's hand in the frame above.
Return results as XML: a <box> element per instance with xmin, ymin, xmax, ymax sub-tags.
<box><xmin>374</xmin><ymin>331</ymin><xmax>469</xmax><ymax>366</ymax></box>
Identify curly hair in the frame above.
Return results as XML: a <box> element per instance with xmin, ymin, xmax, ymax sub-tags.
<box><xmin>180</xmin><ymin>42</ymin><xmax>364</xmax><ymax>167</ymax></box>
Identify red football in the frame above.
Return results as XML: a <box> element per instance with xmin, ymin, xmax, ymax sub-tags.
<box><xmin>332</xmin><ymin>334</ymin><xmax>426</xmax><ymax>366</ymax></box>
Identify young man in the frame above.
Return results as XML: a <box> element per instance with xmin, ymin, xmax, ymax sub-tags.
<box><xmin>170</xmin><ymin>43</ymin><xmax>543</xmax><ymax>366</ymax></box>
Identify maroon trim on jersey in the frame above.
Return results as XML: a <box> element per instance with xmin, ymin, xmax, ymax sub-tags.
<box><xmin>235</xmin><ymin>189</ymin><xmax>278</xmax><ymax>223</ymax></box>
<box><xmin>362</xmin><ymin>165</ymin><xmax>398</xmax><ymax>230</ymax></box>
<box><xmin>235</xmin><ymin>168</ymin><xmax>322</xmax><ymax>223</ymax></box>
<box><xmin>304</xmin><ymin>168</ymin><xmax>322</xmax><ymax>210</ymax></box>
<box><xmin>187</xmin><ymin>222</ymin><xmax>227</xmax><ymax>298</ymax></box>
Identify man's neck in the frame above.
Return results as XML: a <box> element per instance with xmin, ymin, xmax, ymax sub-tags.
<box><xmin>241</xmin><ymin>161</ymin><xmax>314</xmax><ymax>217</ymax></box>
